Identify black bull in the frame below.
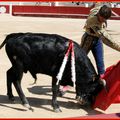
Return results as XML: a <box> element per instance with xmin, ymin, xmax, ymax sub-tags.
<box><xmin>0</xmin><ymin>33</ymin><xmax>103</xmax><ymax>112</ymax></box>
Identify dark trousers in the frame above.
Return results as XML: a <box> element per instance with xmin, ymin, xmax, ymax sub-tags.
<box><xmin>81</xmin><ymin>33</ymin><xmax>105</xmax><ymax>75</ymax></box>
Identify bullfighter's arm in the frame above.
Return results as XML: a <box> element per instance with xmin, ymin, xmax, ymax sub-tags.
<box><xmin>87</xmin><ymin>17</ymin><xmax>120</xmax><ymax>52</ymax></box>
<box><xmin>91</xmin><ymin>24</ymin><xmax>120</xmax><ymax>52</ymax></box>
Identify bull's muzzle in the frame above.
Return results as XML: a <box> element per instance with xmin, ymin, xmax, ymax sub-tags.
<box><xmin>76</xmin><ymin>96</ymin><xmax>86</xmax><ymax>105</ymax></box>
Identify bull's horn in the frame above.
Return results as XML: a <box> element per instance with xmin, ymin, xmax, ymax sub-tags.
<box><xmin>99</xmin><ymin>79</ymin><xmax>106</xmax><ymax>86</ymax></box>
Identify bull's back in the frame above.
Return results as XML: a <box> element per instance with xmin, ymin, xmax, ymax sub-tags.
<box><xmin>5</xmin><ymin>33</ymin><xmax>69</xmax><ymax>76</ymax></box>
<box><xmin>27</xmin><ymin>33</ymin><xmax>69</xmax><ymax>75</ymax></box>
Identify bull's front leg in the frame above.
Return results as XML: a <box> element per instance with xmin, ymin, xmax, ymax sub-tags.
<box><xmin>52</xmin><ymin>77</ymin><xmax>62</xmax><ymax>112</ymax></box>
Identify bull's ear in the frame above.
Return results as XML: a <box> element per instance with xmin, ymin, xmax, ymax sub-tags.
<box><xmin>96</xmin><ymin>74</ymin><xmax>101</xmax><ymax>80</ymax></box>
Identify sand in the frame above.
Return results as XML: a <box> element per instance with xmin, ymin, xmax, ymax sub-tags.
<box><xmin>0</xmin><ymin>14</ymin><xmax>120</xmax><ymax>118</ymax></box>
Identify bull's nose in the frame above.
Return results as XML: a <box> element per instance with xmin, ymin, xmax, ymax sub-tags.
<box><xmin>76</xmin><ymin>96</ymin><xmax>86</xmax><ymax>105</ymax></box>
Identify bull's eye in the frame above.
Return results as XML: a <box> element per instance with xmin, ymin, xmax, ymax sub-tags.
<box><xmin>13</xmin><ymin>56</ymin><xmax>17</xmax><ymax>60</ymax></box>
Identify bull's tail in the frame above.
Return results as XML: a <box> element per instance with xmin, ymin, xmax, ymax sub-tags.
<box><xmin>0</xmin><ymin>37</ymin><xmax>7</xmax><ymax>49</ymax></box>
<box><xmin>0</xmin><ymin>33</ymin><xmax>24</xmax><ymax>49</ymax></box>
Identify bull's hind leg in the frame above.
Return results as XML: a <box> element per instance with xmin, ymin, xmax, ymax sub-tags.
<box><xmin>7</xmin><ymin>59</ymin><xmax>31</xmax><ymax>110</ymax></box>
<box><xmin>7</xmin><ymin>67</ymin><xmax>15</xmax><ymax>101</ymax></box>
<box><xmin>51</xmin><ymin>77</ymin><xmax>62</xmax><ymax>112</ymax></box>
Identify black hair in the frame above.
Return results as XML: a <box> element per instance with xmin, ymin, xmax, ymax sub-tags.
<box><xmin>99</xmin><ymin>5</ymin><xmax>112</xmax><ymax>19</ymax></box>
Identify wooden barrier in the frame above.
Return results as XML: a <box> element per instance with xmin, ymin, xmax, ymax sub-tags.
<box><xmin>12</xmin><ymin>6</ymin><xmax>90</xmax><ymax>19</ymax></box>
<box><xmin>12</xmin><ymin>5</ymin><xmax>120</xmax><ymax>20</ymax></box>
<box><xmin>0</xmin><ymin>5</ymin><xmax>120</xmax><ymax>20</ymax></box>
<box><xmin>0</xmin><ymin>5</ymin><xmax>9</xmax><ymax>14</ymax></box>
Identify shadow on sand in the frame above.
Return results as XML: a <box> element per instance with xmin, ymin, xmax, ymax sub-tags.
<box><xmin>27</xmin><ymin>85</ymin><xmax>104</xmax><ymax>115</ymax></box>
<box><xmin>0</xmin><ymin>85</ymin><xmax>104</xmax><ymax>116</ymax></box>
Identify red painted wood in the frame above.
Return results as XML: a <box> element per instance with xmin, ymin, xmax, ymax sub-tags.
<box><xmin>11</xmin><ymin>5</ymin><xmax>120</xmax><ymax>20</ymax></box>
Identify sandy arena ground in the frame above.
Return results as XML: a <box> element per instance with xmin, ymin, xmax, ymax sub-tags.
<box><xmin>0</xmin><ymin>14</ymin><xmax>120</xmax><ymax>118</ymax></box>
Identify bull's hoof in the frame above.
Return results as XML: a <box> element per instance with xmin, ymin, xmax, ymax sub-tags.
<box><xmin>8</xmin><ymin>96</ymin><xmax>15</xmax><ymax>102</ymax></box>
<box><xmin>29</xmin><ymin>107</ymin><xmax>34</xmax><ymax>112</ymax></box>
<box><xmin>57</xmin><ymin>90</ymin><xmax>66</xmax><ymax>97</ymax></box>
<box><xmin>54</xmin><ymin>108</ymin><xmax>62</xmax><ymax>113</ymax></box>
<box><xmin>23</xmin><ymin>103</ymin><xmax>30</xmax><ymax>108</ymax></box>
<box><xmin>23</xmin><ymin>103</ymin><xmax>33</xmax><ymax>111</ymax></box>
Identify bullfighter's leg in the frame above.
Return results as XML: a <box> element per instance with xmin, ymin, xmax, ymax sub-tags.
<box><xmin>51</xmin><ymin>77</ymin><xmax>62</xmax><ymax>112</ymax></box>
